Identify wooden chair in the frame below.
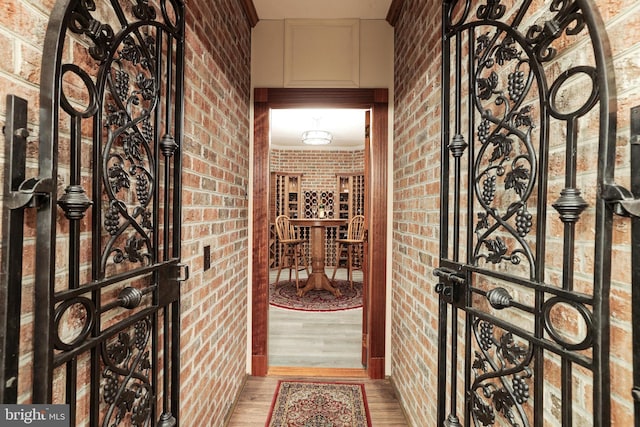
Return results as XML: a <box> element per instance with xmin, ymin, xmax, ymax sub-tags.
<box><xmin>331</xmin><ymin>215</ymin><xmax>365</xmax><ymax>289</ymax></box>
<box><xmin>274</xmin><ymin>215</ymin><xmax>309</xmax><ymax>290</ymax></box>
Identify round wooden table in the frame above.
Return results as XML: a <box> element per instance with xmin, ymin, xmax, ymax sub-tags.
<box><xmin>289</xmin><ymin>218</ymin><xmax>347</xmax><ymax>297</ymax></box>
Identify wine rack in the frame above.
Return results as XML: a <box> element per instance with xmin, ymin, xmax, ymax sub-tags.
<box><xmin>303</xmin><ymin>190</ymin><xmax>334</xmax><ymax>219</ymax></box>
<box><xmin>301</xmin><ymin>190</ymin><xmax>338</xmax><ymax>266</ymax></box>
<box><xmin>270</xmin><ymin>172</ymin><xmax>302</xmax><ymax>268</ymax></box>
<box><xmin>335</xmin><ymin>173</ymin><xmax>365</xmax><ymax>268</ymax></box>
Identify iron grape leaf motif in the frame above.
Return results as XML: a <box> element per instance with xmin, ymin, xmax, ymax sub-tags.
<box><xmin>135</xmin><ymin>73</ymin><xmax>155</xmax><ymax>101</ymax></box>
<box><xmin>478</xmin><ymin>72</ymin><xmax>499</xmax><ymax>100</ymax></box>
<box><xmin>489</xmin><ymin>134</ymin><xmax>513</xmax><ymax>163</ymax></box>
<box><xmin>495</xmin><ymin>37</ymin><xmax>520</xmax><ymax>65</ymax></box>
<box><xmin>123</xmin><ymin>131</ymin><xmax>144</xmax><ymax>163</ymax></box>
<box><xmin>473</xmin><ymin>351</ymin><xmax>489</xmax><ymax>372</ymax></box>
<box><xmin>131</xmin><ymin>392</ymin><xmax>151</xmax><ymax>426</ymax></box>
<box><xmin>476</xmin><ymin>212</ymin><xmax>489</xmax><ymax>232</ymax></box>
<box><xmin>499</xmin><ymin>332</ymin><xmax>528</xmax><ymax>365</ymax></box>
<box><xmin>114</xmin><ymin>389</ymin><xmax>137</xmax><ymax>425</ymax></box>
<box><xmin>505</xmin><ymin>165</ymin><xmax>530</xmax><ymax>197</ymax></box>
<box><xmin>120</xmin><ymin>36</ymin><xmax>144</xmax><ymax>67</ymax></box>
<box><xmin>513</xmin><ymin>106</ymin><xmax>533</xmax><ymax>129</ymax></box>
<box><xmin>111</xmin><ymin>236</ymin><xmax>150</xmax><ymax>264</ymax></box>
<box><xmin>473</xmin><ymin>392</ymin><xmax>496</xmax><ymax>426</ymax></box>
<box><xmin>476</xmin><ymin>33</ymin><xmax>491</xmax><ymax>56</ymax></box>
<box><xmin>483</xmin><ymin>237</ymin><xmax>507</xmax><ymax>264</ymax></box>
<box><xmin>472</xmin><ymin>320</ymin><xmax>533</xmax><ymax>426</ymax></box>
<box><xmin>133</xmin><ymin>206</ymin><xmax>152</xmax><ymax>229</ymax></box>
<box><xmin>125</xmin><ymin>236</ymin><xmax>148</xmax><ymax>263</ymax></box>
<box><xmin>493</xmin><ymin>388</ymin><xmax>518</xmax><ymax>425</ymax></box>
<box><xmin>105</xmin><ymin>104</ymin><xmax>129</xmax><ymax>128</ymax></box>
<box><xmin>108</xmin><ymin>162</ymin><xmax>130</xmax><ymax>194</ymax></box>
<box><xmin>107</xmin><ymin>332</ymin><xmax>131</xmax><ymax>365</ymax></box>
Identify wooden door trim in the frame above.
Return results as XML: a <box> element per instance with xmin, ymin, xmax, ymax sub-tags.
<box><xmin>251</xmin><ymin>88</ymin><xmax>388</xmax><ymax>379</ymax></box>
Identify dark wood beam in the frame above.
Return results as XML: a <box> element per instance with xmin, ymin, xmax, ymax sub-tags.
<box><xmin>386</xmin><ymin>0</ymin><xmax>404</xmax><ymax>26</ymax></box>
<box><xmin>240</xmin><ymin>0</ymin><xmax>259</xmax><ymax>27</ymax></box>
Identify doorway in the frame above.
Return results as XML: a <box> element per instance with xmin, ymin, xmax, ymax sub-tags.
<box><xmin>267</xmin><ymin>108</ymin><xmax>366</xmax><ymax>369</ymax></box>
<box><xmin>251</xmin><ymin>88</ymin><xmax>388</xmax><ymax>379</ymax></box>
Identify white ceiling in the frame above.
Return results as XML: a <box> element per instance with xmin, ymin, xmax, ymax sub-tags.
<box><xmin>253</xmin><ymin>0</ymin><xmax>393</xmax><ymax>20</ymax></box>
<box><xmin>270</xmin><ymin>109</ymin><xmax>367</xmax><ymax>150</ymax></box>
<box><xmin>254</xmin><ymin>1</ymin><xmax>391</xmax><ymax>151</ymax></box>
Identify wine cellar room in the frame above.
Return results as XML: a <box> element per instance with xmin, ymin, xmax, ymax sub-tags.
<box><xmin>267</xmin><ymin>107</ymin><xmax>368</xmax><ymax>369</ymax></box>
<box><xmin>268</xmin><ymin>108</ymin><xmax>367</xmax><ymax>274</ymax></box>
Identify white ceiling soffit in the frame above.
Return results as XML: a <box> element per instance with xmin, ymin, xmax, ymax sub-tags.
<box><xmin>270</xmin><ymin>108</ymin><xmax>367</xmax><ymax>151</ymax></box>
<box><xmin>253</xmin><ymin>0</ymin><xmax>393</xmax><ymax>20</ymax></box>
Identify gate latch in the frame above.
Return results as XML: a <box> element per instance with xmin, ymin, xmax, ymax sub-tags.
<box><xmin>433</xmin><ymin>267</ymin><xmax>465</xmax><ymax>304</ymax></box>
<box><xmin>602</xmin><ymin>184</ymin><xmax>640</xmax><ymax>218</ymax></box>
<box><xmin>604</xmin><ymin>106</ymin><xmax>640</xmax><ymax>218</ymax></box>
<box><xmin>6</xmin><ymin>176</ymin><xmax>55</xmax><ymax>210</ymax></box>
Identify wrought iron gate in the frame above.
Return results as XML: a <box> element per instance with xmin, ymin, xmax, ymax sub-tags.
<box><xmin>1</xmin><ymin>0</ymin><xmax>187</xmax><ymax>425</ymax></box>
<box><xmin>436</xmin><ymin>0</ymin><xmax>620</xmax><ymax>425</ymax></box>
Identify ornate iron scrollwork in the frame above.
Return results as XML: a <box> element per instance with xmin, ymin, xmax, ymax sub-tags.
<box><xmin>438</xmin><ymin>0</ymin><xmax>616</xmax><ymax>425</ymax></box>
<box><xmin>20</xmin><ymin>0</ymin><xmax>186</xmax><ymax>422</ymax></box>
<box><xmin>101</xmin><ymin>319</ymin><xmax>153</xmax><ymax>426</ymax></box>
<box><xmin>471</xmin><ymin>319</ymin><xmax>533</xmax><ymax>427</ymax></box>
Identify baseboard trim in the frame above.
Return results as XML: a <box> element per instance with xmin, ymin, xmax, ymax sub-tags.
<box><xmin>267</xmin><ymin>366</ymin><xmax>368</xmax><ymax>378</ymax></box>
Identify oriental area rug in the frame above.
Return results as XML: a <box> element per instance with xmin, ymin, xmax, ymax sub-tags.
<box><xmin>269</xmin><ymin>280</ymin><xmax>363</xmax><ymax>312</ymax></box>
<box><xmin>266</xmin><ymin>381</ymin><xmax>372</xmax><ymax>427</ymax></box>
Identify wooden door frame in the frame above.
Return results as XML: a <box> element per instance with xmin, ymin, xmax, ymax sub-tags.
<box><xmin>251</xmin><ymin>88</ymin><xmax>388</xmax><ymax>379</ymax></box>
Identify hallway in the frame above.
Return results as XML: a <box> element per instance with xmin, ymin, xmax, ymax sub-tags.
<box><xmin>0</xmin><ymin>0</ymin><xmax>637</xmax><ymax>425</ymax></box>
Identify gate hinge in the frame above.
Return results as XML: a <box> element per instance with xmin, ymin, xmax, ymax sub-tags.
<box><xmin>602</xmin><ymin>184</ymin><xmax>640</xmax><ymax>218</ymax></box>
<box><xmin>5</xmin><ymin>176</ymin><xmax>55</xmax><ymax>210</ymax></box>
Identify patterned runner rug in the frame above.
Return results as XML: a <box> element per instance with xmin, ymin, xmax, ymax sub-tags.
<box><xmin>269</xmin><ymin>280</ymin><xmax>363</xmax><ymax>312</ymax></box>
<box><xmin>266</xmin><ymin>381</ymin><xmax>372</xmax><ymax>427</ymax></box>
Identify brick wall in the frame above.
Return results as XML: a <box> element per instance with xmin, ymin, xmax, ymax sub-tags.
<box><xmin>0</xmin><ymin>0</ymin><xmax>250</xmax><ymax>425</ymax></box>
<box><xmin>391</xmin><ymin>0</ymin><xmax>639</xmax><ymax>425</ymax></box>
<box><xmin>270</xmin><ymin>149</ymin><xmax>364</xmax><ymax>193</ymax></box>
<box><xmin>179</xmin><ymin>0</ymin><xmax>251</xmax><ymax>425</ymax></box>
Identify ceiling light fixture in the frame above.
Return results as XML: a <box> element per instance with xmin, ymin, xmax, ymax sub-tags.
<box><xmin>302</xmin><ymin>129</ymin><xmax>332</xmax><ymax>145</ymax></box>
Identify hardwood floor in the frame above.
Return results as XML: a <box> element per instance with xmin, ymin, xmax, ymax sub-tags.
<box><xmin>269</xmin><ymin>268</ymin><xmax>364</xmax><ymax>369</ymax></box>
<box><xmin>226</xmin><ymin>372</ymin><xmax>409</xmax><ymax>426</ymax></box>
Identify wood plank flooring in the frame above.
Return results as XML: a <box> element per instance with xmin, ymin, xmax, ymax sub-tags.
<box><xmin>269</xmin><ymin>269</ymin><xmax>364</xmax><ymax>369</ymax></box>
<box><xmin>226</xmin><ymin>372</ymin><xmax>409</xmax><ymax>426</ymax></box>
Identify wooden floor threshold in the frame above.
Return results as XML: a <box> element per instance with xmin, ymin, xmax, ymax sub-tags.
<box><xmin>267</xmin><ymin>366</ymin><xmax>368</xmax><ymax>378</ymax></box>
